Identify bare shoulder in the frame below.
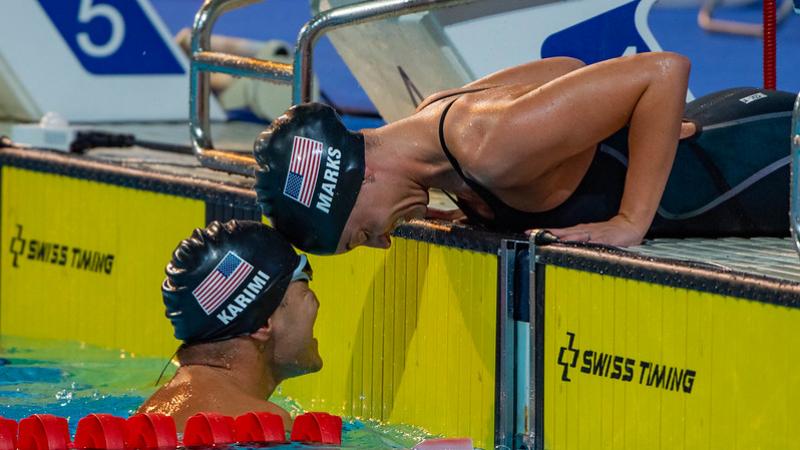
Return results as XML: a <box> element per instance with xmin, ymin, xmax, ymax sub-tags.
<box><xmin>137</xmin><ymin>383</ymin><xmax>292</xmax><ymax>432</ymax></box>
<box><xmin>137</xmin><ymin>382</ymin><xmax>192</xmax><ymax>415</ymax></box>
<box><xmin>137</xmin><ymin>382</ymin><xmax>201</xmax><ymax>431</ymax></box>
<box><xmin>441</xmin><ymin>83</ymin><xmax>600</xmax><ymax>214</ymax></box>
<box><xmin>442</xmin><ymin>86</ymin><xmax>548</xmax><ymax>189</ymax></box>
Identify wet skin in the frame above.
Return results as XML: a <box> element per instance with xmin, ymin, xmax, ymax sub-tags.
<box><xmin>138</xmin><ymin>281</ymin><xmax>322</xmax><ymax>431</ymax></box>
<box><xmin>336</xmin><ymin>53</ymin><xmax>692</xmax><ymax>252</ymax></box>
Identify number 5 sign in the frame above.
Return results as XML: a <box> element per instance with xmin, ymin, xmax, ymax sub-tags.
<box><xmin>37</xmin><ymin>0</ymin><xmax>183</xmax><ymax>75</ymax></box>
<box><xmin>0</xmin><ymin>0</ymin><xmax>223</xmax><ymax>121</ymax></box>
<box><xmin>75</xmin><ymin>0</ymin><xmax>127</xmax><ymax>58</ymax></box>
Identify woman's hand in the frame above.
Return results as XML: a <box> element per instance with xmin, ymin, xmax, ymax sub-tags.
<box><xmin>537</xmin><ymin>214</ymin><xmax>648</xmax><ymax>247</ymax></box>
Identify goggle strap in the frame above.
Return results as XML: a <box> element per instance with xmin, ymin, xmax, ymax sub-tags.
<box><xmin>291</xmin><ymin>254</ymin><xmax>312</xmax><ymax>282</ymax></box>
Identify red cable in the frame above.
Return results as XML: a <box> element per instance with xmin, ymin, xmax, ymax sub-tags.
<box><xmin>763</xmin><ymin>0</ymin><xmax>777</xmax><ymax>89</ymax></box>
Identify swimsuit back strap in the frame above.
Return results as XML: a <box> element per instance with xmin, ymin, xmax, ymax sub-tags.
<box><xmin>438</xmin><ymin>98</ymin><xmax>467</xmax><ymax>179</ymax></box>
<box><xmin>437</xmin><ymin>97</ymin><xmax>500</xmax><ymax>226</ymax></box>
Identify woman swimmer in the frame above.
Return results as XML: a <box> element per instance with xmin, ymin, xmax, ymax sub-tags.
<box><xmin>254</xmin><ymin>52</ymin><xmax>794</xmax><ymax>254</ymax></box>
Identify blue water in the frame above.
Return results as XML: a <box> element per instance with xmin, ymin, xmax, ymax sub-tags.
<box><xmin>0</xmin><ymin>337</ymin><xmax>430</xmax><ymax>448</ymax></box>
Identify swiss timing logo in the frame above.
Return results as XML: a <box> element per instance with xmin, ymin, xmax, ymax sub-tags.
<box><xmin>8</xmin><ymin>224</ymin><xmax>115</xmax><ymax>275</ymax></box>
<box><xmin>556</xmin><ymin>331</ymin><xmax>697</xmax><ymax>394</ymax></box>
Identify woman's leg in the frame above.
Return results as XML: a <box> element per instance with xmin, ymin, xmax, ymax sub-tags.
<box><xmin>417</xmin><ymin>57</ymin><xmax>587</xmax><ymax>111</ymax></box>
<box><xmin>653</xmin><ymin>87</ymin><xmax>794</xmax><ymax>237</ymax></box>
<box><xmin>465</xmin><ymin>56</ymin><xmax>586</xmax><ymax>88</ymax></box>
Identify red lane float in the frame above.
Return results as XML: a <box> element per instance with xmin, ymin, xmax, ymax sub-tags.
<box><xmin>0</xmin><ymin>417</ymin><xmax>17</xmax><ymax>450</ymax></box>
<box><xmin>73</xmin><ymin>414</ymin><xmax>126</xmax><ymax>450</ymax></box>
<box><xmin>290</xmin><ymin>412</ymin><xmax>342</xmax><ymax>445</ymax></box>
<box><xmin>124</xmin><ymin>413</ymin><xmax>177</xmax><ymax>449</ymax></box>
<box><xmin>5</xmin><ymin>411</ymin><xmax>343</xmax><ymax>449</ymax></box>
<box><xmin>17</xmin><ymin>415</ymin><xmax>70</xmax><ymax>450</ymax></box>
<box><xmin>233</xmin><ymin>412</ymin><xmax>285</xmax><ymax>444</ymax></box>
<box><xmin>182</xmin><ymin>413</ymin><xmax>236</xmax><ymax>447</ymax></box>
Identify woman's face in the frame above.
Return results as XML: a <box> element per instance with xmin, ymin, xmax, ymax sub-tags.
<box><xmin>335</xmin><ymin>181</ymin><xmax>426</xmax><ymax>254</ymax></box>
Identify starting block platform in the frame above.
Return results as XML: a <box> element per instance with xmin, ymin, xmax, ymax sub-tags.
<box><xmin>632</xmin><ymin>236</ymin><xmax>800</xmax><ymax>285</ymax></box>
<box><xmin>521</xmin><ymin>237</ymin><xmax>799</xmax><ymax>449</ymax></box>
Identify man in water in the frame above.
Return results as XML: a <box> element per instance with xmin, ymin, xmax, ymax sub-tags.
<box><xmin>253</xmin><ymin>53</ymin><xmax>792</xmax><ymax>254</ymax></box>
<box><xmin>138</xmin><ymin>220</ymin><xmax>321</xmax><ymax>431</ymax></box>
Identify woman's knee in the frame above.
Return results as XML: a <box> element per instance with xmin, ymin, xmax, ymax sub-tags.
<box><xmin>646</xmin><ymin>52</ymin><xmax>691</xmax><ymax>79</ymax></box>
<box><xmin>629</xmin><ymin>52</ymin><xmax>690</xmax><ymax>88</ymax></box>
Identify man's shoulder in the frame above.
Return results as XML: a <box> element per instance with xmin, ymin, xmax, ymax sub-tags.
<box><xmin>137</xmin><ymin>383</ymin><xmax>292</xmax><ymax>431</ymax></box>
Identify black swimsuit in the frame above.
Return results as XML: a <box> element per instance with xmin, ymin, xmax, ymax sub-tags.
<box><xmin>434</xmin><ymin>87</ymin><xmax>793</xmax><ymax>237</ymax></box>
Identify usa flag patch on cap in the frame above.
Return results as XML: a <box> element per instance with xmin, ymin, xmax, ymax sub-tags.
<box><xmin>283</xmin><ymin>136</ymin><xmax>324</xmax><ymax>207</ymax></box>
<box><xmin>193</xmin><ymin>251</ymin><xmax>253</xmax><ymax>315</ymax></box>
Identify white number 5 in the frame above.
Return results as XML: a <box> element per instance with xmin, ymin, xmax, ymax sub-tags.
<box><xmin>76</xmin><ymin>0</ymin><xmax>125</xmax><ymax>58</ymax></box>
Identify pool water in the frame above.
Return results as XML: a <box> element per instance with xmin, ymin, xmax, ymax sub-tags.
<box><xmin>0</xmin><ymin>336</ymin><xmax>431</xmax><ymax>448</ymax></box>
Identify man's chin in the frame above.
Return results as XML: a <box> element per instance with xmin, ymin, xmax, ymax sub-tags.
<box><xmin>308</xmin><ymin>348</ymin><xmax>323</xmax><ymax>373</ymax></box>
<box><xmin>278</xmin><ymin>352</ymin><xmax>323</xmax><ymax>378</ymax></box>
<box><xmin>301</xmin><ymin>351</ymin><xmax>324</xmax><ymax>374</ymax></box>
<box><xmin>296</xmin><ymin>358</ymin><xmax>323</xmax><ymax>376</ymax></box>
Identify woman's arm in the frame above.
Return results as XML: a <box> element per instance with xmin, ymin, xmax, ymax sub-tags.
<box><xmin>460</xmin><ymin>53</ymin><xmax>690</xmax><ymax>246</ymax></box>
<box><xmin>550</xmin><ymin>54</ymin><xmax>690</xmax><ymax>245</ymax></box>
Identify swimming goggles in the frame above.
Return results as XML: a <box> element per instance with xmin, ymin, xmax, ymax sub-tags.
<box><xmin>291</xmin><ymin>254</ymin><xmax>313</xmax><ymax>282</ymax></box>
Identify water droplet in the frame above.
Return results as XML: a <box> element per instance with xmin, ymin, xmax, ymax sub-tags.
<box><xmin>55</xmin><ymin>389</ymin><xmax>73</xmax><ymax>405</ymax></box>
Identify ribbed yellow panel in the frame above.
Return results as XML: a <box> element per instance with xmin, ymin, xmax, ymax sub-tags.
<box><xmin>0</xmin><ymin>167</ymin><xmax>203</xmax><ymax>356</ymax></box>
<box><xmin>280</xmin><ymin>239</ymin><xmax>498</xmax><ymax>448</ymax></box>
<box><xmin>543</xmin><ymin>266</ymin><xmax>800</xmax><ymax>450</ymax></box>
<box><xmin>0</xmin><ymin>166</ymin><xmax>499</xmax><ymax>446</ymax></box>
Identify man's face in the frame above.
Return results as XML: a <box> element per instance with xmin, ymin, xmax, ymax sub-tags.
<box><xmin>269</xmin><ymin>281</ymin><xmax>322</xmax><ymax>378</ymax></box>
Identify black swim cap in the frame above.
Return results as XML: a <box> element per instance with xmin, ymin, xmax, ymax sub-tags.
<box><xmin>253</xmin><ymin>103</ymin><xmax>365</xmax><ymax>255</ymax></box>
<box><xmin>162</xmin><ymin>220</ymin><xmax>300</xmax><ymax>344</ymax></box>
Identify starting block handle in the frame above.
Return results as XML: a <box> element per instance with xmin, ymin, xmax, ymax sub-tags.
<box><xmin>791</xmin><ymin>93</ymin><xmax>800</xmax><ymax>258</ymax></box>
<box><xmin>190</xmin><ymin>0</ymin><xmax>291</xmax><ymax>176</ymax></box>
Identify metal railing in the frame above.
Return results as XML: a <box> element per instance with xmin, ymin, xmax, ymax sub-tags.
<box><xmin>189</xmin><ymin>0</ymin><xmax>479</xmax><ymax>175</ymax></box>
<box><xmin>189</xmin><ymin>0</ymin><xmax>291</xmax><ymax>175</ymax></box>
<box><xmin>526</xmin><ymin>235</ymin><xmax>539</xmax><ymax>450</ymax></box>
<box><xmin>791</xmin><ymin>92</ymin><xmax>800</xmax><ymax>257</ymax></box>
